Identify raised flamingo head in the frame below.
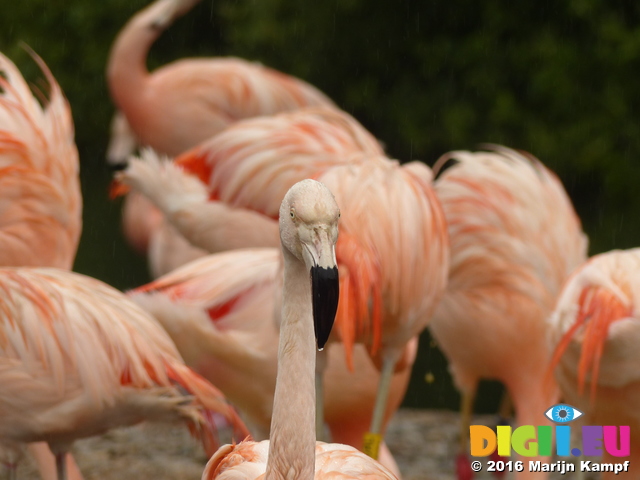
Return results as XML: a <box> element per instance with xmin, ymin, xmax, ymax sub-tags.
<box><xmin>149</xmin><ymin>0</ymin><xmax>203</xmax><ymax>30</ymax></box>
<box><xmin>107</xmin><ymin>112</ymin><xmax>138</xmax><ymax>170</ymax></box>
<box><xmin>279</xmin><ymin>179</ymin><xmax>340</xmax><ymax>350</ymax></box>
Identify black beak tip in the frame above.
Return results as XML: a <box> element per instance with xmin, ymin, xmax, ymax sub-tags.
<box><xmin>108</xmin><ymin>161</ymin><xmax>129</xmax><ymax>172</ymax></box>
<box><xmin>311</xmin><ymin>265</ymin><xmax>339</xmax><ymax>350</ymax></box>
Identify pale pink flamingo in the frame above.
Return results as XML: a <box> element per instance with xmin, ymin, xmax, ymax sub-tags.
<box><xmin>0</xmin><ymin>267</ymin><xmax>250</xmax><ymax>480</ymax></box>
<box><xmin>0</xmin><ymin>50</ymin><xmax>81</xmax><ymax>269</ymax></box>
<box><xmin>129</xmin><ymin>248</ymin><xmax>414</xmax><ymax>476</ymax></box>
<box><xmin>106</xmin><ymin>0</ymin><xmax>336</xmax><ymax>159</ymax></box>
<box><xmin>118</xmin><ymin>152</ymin><xmax>449</xmax><ymax>460</ymax></box>
<box><xmin>430</xmin><ymin>146</ymin><xmax>588</xmax><ymax>479</ymax></box>
<box><xmin>0</xmin><ymin>50</ymin><xmax>86</xmax><ymax>479</ymax></box>
<box><xmin>548</xmin><ymin>249</ymin><xmax>640</xmax><ymax>478</ymax></box>
<box><xmin>201</xmin><ymin>179</ymin><xmax>397</xmax><ymax>479</ymax></box>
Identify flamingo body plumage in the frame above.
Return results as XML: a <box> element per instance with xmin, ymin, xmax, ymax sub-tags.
<box><xmin>203</xmin><ymin>441</ymin><xmax>397</xmax><ymax>480</ymax></box>
<box><xmin>0</xmin><ymin>267</ymin><xmax>249</xmax><ymax>468</ymax></box>
<box><xmin>430</xmin><ymin>146</ymin><xmax>588</xmax><ymax>478</ymax></box>
<box><xmin>0</xmin><ymin>51</ymin><xmax>81</xmax><ymax>270</ymax></box>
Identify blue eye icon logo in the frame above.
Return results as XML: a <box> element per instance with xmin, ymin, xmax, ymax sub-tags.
<box><xmin>545</xmin><ymin>404</ymin><xmax>583</xmax><ymax>423</ymax></box>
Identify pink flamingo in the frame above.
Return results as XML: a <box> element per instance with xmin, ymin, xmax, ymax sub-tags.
<box><xmin>0</xmin><ymin>267</ymin><xmax>250</xmax><ymax>480</ymax></box>
<box><xmin>548</xmin><ymin>249</ymin><xmax>640</xmax><ymax>478</ymax></box>
<box><xmin>430</xmin><ymin>146</ymin><xmax>588</xmax><ymax>479</ymax></box>
<box><xmin>106</xmin><ymin>0</ymin><xmax>335</xmax><ymax>159</ymax></box>
<box><xmin>118</xmin><ymin>151</ymin><xmax>449</xmax><ymax>461</ymax></box>
<box><xmin>201</xmin><ymin>179</ymin><xmax>397</xmax><ymax>479</ymax></box>
<box><xmin>129</xmin><ymin>248</ymin><xmax>414</xmax><ymax>476</ymax></box>
<box><xmin>0</xmin><ymin>49</ymin><xmax>85</xmax><ymax>479</ymax></box>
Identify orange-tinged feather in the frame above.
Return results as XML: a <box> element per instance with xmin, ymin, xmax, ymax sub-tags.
<box><xmin>334</xmin><ymin>231</ymin><xmax>382</xmax><ymax>368</ymax></box>
<box><xmin>108</xmin><ymin>178</ymin><xmax>131</xmax><ymax>199</ymax></box>
<box><xmin>175</xmin><ymin>148</ymin><xmax>213</xmax><ymax>186</ymax></box>
<box><xmin>548</xmin><ymin>285</ymin><xmax>631</xmax><ymax>403</ymax></box>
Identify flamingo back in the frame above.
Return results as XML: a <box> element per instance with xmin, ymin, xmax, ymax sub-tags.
<box><xmin>435</xmin><ymin>147</ymin><xmax>587</xmax><ymax>302</ymax></box>
<box><xmin>132</xmin><ymin>248</ymin><xmax>281</xmax><ymax>332</ymax></box>
<box><xmin>174</xmin><ymin>107</ymin><xmax>383</xmax><ymax>217</ymax></box>
<box><xmin>153</xmin><ymin>58</ymin><xmax>336</xmax><ymax>125</ymax></box>
<box><xmin>112</xmin><ymin>56</ymin><xmax>338</xmax><ymax>157</ymax></box>
<box><xmin>0</xmin><ymin>51</ymin><xmax>81</xmax><ymax>269</ymax></box>
<box><xmin>0</xmin><ymin>267</ymin><xmax>248</xmax><ymax>451</ymax></box>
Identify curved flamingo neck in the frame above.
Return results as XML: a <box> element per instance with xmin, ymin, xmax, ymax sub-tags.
<box><xmin>265</xmin><ymin>247</ymin><xmax>316</xmax><ymax>480</ymax></box>
<box><xmin>107</xmin><ymin>0</ymin><xmax>175</xmax><ymax>111</ymax></box>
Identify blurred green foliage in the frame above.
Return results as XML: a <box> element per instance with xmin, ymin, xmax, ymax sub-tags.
<box><xmin>1</xmin><ymin>0</ymin><xmax>639</xmax><ymax>411</ymax></box>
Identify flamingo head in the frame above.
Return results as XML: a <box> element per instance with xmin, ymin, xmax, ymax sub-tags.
<box><xmin>150</xmin><ymin>0</ymin><xmax>203</xmax><ymax>30</ymax></box>
<box><xmin>279</xmin><ymin>179</ymin><xmax>340</xmax><ymax>350</ymax></box>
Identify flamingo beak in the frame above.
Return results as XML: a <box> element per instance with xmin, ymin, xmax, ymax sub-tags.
<box><xmin>302</xmin><ymin>231</ymin><xmax>339</xmax><ymax>351</ymax></box>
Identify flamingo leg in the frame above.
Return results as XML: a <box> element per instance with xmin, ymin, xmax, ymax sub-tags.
<box><xmin>2</xmin><ymin>448</ymin><xmax>20</xmax><ymax>480</ymax></box>
<box><xmin>363</xmin><ymin>354</ymin><xmax>397</xmax><ymax>460</ymax></box>
<box><xmin>55</xmin><ymin>453</ymin><xmax>66</xmax><ymax>480</ymax></box>
<box><xmin>4</xmin><ymin>464</ymin><xmax>17</xmax><ymax>480</ymax></box>
<box><xmin>459</xmin><ymin>389</ymin><xmax>476</xmax><ymax>452</ymax></box>
<box><xmin>456</xmin><ymin>389</ymin><xmax>477</xmax><ymax>480</ymax></box>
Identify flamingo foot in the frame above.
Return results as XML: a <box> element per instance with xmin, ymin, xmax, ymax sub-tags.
<box><xmin>456</xmin><ymin>452</ymin><xmax>474</xmax><ymax>480</ymax></box>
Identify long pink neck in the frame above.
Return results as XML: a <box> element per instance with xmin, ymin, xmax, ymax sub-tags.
<box><xmin>265</xmin><ymin>248</ymin><xmax>316</xmax><ymax>480</ymax></box>
<box><xmin>107</xmin><ymin>0</ymin><xmax>176</xmax><ymax>112</ymax></box>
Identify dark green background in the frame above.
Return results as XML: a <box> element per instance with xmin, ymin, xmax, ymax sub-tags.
<box><xmin>2</xmin><ymin>0</ymin><xmax>638</xmax><ymax>413</ymax></box>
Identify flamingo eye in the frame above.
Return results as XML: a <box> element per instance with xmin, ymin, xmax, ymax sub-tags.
<box><xmin>290</xmin><ymin>209</ymin><xmax>295</xmax><ymax>219</ymax></box>
<box><xmin>544</xmin><ymin>404</ymin><xmax>583</xmax><ymax>423</ymax></box>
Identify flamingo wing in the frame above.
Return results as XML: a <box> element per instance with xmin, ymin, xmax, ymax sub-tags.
<box><xmin>129</xmin><ymin>248</ymin><xmax>282</xmax><ymax>430</ymax></box>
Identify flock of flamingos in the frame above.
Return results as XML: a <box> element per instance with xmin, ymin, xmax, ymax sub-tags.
<box><xmin>0</xmin><ymin>0</ymin><xmax>637</xmax><ymax>479</ymax></box>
